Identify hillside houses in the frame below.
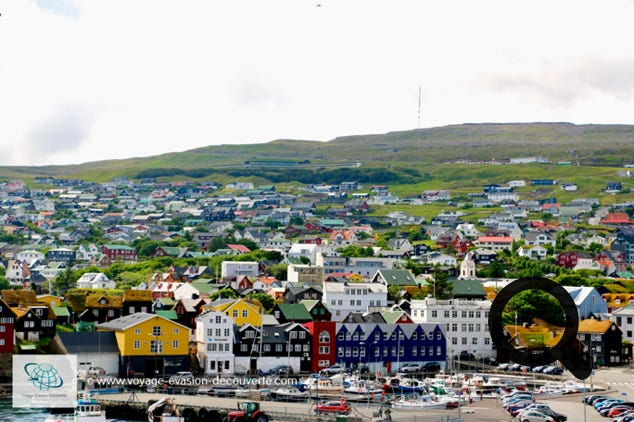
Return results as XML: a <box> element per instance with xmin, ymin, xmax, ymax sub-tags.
<box><xmin>0</xmin><ymin>175</ymin><xmax>632</xmax><ymax>376</ymax></box>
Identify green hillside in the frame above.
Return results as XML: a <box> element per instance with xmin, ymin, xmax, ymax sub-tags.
<box><xmin>1</xmin><ymin>123</ymin><xmax>634</xmax><ymax>185</ymax></box>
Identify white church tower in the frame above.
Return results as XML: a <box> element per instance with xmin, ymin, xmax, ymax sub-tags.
<box><xmin>459</xmin><ymin>252</ymin><xmax>476</xmax><ymax>279</ymax></box>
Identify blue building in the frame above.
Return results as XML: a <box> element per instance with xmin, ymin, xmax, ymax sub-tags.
<box><xmin>335</xmin><ymin>323</ymin><xmax>446</xmax><ymax>374</ymax></box>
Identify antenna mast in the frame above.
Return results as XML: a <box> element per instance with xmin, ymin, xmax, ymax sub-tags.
<box><xmin>417</xmin><ymin>85</ymin><xmax>422</xmax><ymax>129</ymax></box>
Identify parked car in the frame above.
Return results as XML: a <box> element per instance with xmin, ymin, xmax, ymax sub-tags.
<box><xmin>497</xmin><ymin>363</ymin><xmax>511</xmax><ymax>371</ymax></box>
<box><xmin>422</xmin><ymin>361</ymin><xmax>441</xmax><ymax>372</ymax></box>
<box><xmin>518</xmin><ymin>411</ymin><xmax>555</xmax><ymax>422</ymax></box>
<box><xmin>320</xmin><ymin>364</ymin><xmax>344</xmax><ymax>375</ymax></box>
<box><xmin>532</xmin><ymin>365</ymin><xmax>548</xmax><ymax>373</ymax></box>
<box><xmin>399</xmin><ymin>363</ymin><xmax>423</xmax><ymax>373</ymax></box>
<box><xmin>455</xmin><ymin>351</ymin><xmax>475</xmax><ymax>361</ymax></box>
<box><xmin>314</xmin><ymin>398</ymin><xmax>352</xmax><ymax>415</ymax></box>
<box><xmin>482</xmin><ymin>356</ymin><xmax>498</xmax><ymax>366</ymax></box>
<box><xmin>264</xmin><ymin>365</ymin><xmax>293</xmax><ymax>376</ymax></box>
<box><xmin>542</xmin><ymin>365</ymin><xmax>564</xmax><ymax>375</ymax></box>
<box><xmin>169</xmin><ymin>371</ymin><xmax>195</xmax><ymax>384</ymax></box>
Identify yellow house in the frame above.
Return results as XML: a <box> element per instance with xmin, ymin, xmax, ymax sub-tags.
<box><xmin>208</xmin><ymin>298</ymin><xmax>262</xmax><ymax>327</ymax></box>
<box><xmin>36</xmin><ymin>294</ymin><xmax>64</xmax><ymax>307</ymax></box>
<box><xmin>97</xmin><ymin>312</ymin><xmax>191</xmax><ymax>377</ymax></box>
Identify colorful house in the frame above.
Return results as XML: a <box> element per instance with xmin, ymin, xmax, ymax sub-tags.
<box><xmin>97</xmin><ymin>313</ymin><xmax>190</xmax><ymax>378</ymax></box>
<box><xmin>208</xmin><ymin>298</ymin><xmax>263</xmax><ymax>327</ymax></box>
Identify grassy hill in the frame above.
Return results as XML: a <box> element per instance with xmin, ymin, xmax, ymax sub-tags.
<box><xmin>1</xmin><ymin>123</ymin><xmax>634</xmax><ymax>186</ymax></box>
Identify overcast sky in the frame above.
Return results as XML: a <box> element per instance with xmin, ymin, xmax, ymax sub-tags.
<box><xmin>2</xmin><ymin>0</ymin><xmax>634</xmax><ymax>166</ymax></box>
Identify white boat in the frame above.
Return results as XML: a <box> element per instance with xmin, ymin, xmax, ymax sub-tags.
<box><xmin>45</xmin><ymin>397</ymin><xmax>107</xmax><ymax>422</ymax></box>
<box><xmin>391</xmin><ymin>395</ymin><xmax>446</xmax><ymax>411</ymax></box>
<box><xmin>297</xmin><ymin>376</ymin><xmax>344</xmax><ymax>394</ymax></box>
<box><xmin>147</xmin><ymin>396</ymin><xmax>181</xmax><ymax>422</ymax></box>
<box><xmin>270</xmin><ymin>387</ymin><xmax>309</xmax><ymax>401</ymax></box>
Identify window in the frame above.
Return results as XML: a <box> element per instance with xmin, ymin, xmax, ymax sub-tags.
<box><xmin>241</xmin><ymin>344</ymin><xmax>248</xmax><ymax>352</ymax></box>
<box><xmin>135</xmin><ymin>328</ymin><xmax>141</xmax><ymax>334</ymax></box>
<box><xmin>338</xmin><ymin>349</ymin><xmax>344</xmax><ymax>357</ymax></box>
<box><xmin>215</xmin><ymin>315</ymin><xmax>222</xmax><ymax>324</ymax></box>
<box><xmin>461</xmin><ymin>338</ymin><xmax>467</xmax><ymax>345</ymax></box>
<box><xmin>150</xmin><ymin>340</ymin><xmax>163</xmax><ymax>353</ymax></box>
<box><xmin>444</xmin><ymin>311</ymin><xmax>450</xmax><ymax>318</ymax></box>
<box><xmin>451</xmin><ymin>310</ymin><xmax>457</xmax><ymax>318</ymax></box>
<box><xmin>276</xmin><ymin>344</ymin><xmax>283</xmax><ymax>352</ymax></box>
<box><xmin>319</xmin><ymin>346</ymin><xmax>330</xmax><ymax>354</ymax></box>
<box><xmin>338</xmin><ymin>333</ymin><xmax>344</xmax><ymax>341</ymax></box>
<box><xmin>224</xmin><ymin>329</ymin><xmax>230</xmax><ymax>337</ymax></box>
<box><xmin>421</xmin><ymin>347</ymin><xmax>426</xmax><ymax>356</ymax></box>
<box><xmin>412</xmin><ymin>346</ymin><xmax>417</xmax><ymax>356</ymax></box>
<box><xmin>461</xmin><ymin>311</ymin><xmax>467</xmax><ymax>318</ymax></box>
<box><xmin>152</xmin><ymin>326</ymin><xmax>161</xmax><ymax>336</ymax></box>
<box><xmin>431</xmin><ymin>310</ymin><xmax>438</xmax><ymax>318</ymax></box>
<box><xmin>472</xmin><ymin>338</ymin><xmax>478</xmax><ymax>345</ymax></box>
<box><xmin>108</xmin><ymin>310</ymin><xmax>114</xmax><ymax>317</ymax></box>
<box><xmin>133</xmin><ymin>340</ymin><xmax>140</xmax><ymax>349</ymax></box>
<box><xmin>207</xmin><ymin>328</ymin><xmax>213</xmax><ymax>337</ymax></box>
<box><xmin>412</xmin><ymin>332</ymin><xmax>417</xmax><ymax>340</ymax></box>
<box><xmin>173</xmin><ymin>328</ymin><xmax>179</xmax><ymax>334</ymax></box>
<box><xmin>451</xmin><ymin>323</ymin><xmax>457</xmax><ymax>332</ymax></box>
<box><xmin>436</xmin><ymin>331</ymin><xmax>442</xmax><ymax>340</ymax></box>
<box><xmin>319</xmin><ymin>331</ymin><xmax>330</xmax><ymax>343</ymax></box>
<box><xmin>451</xmin><ymin>337</ymin><xmax>458</xmax><ymax>345</ymax></box>
<box><xmin>172</xmin><ymin>340</ymin><xmax>179</xmax><ymax>349</ymax></box>
<box><xmin>468</xmin><ymin>323</ymin><xmax>474</xmax><ymax>332</ymax></box>
<box><xmin>264</xmin><ymin>344</ymin><xmax>270</xmax><ymax>352</ymax></box>
<box><xmin>242</xmin><ymin>310</ymin><xmax>248</xmax><ymax>318</ymax></box>
<box><xmin>484</xmin><ymin>338</ymin><xmax>490</xmax><ymax>345</ymax></box>
<box><xmin>428</xmin><ymin>346</ymin><xmax>433</xmax><ymax>356</ymax></box>
<box><xmin>232</xmin><ymin>310</ymin><xmax>238</xmax><ymax>318</ymax></box>
<box><xmin>436</xmin><ymin>346</ymin><xmax>441</xmax><ymax>356</ymax></box>
<box><xmin>0</xmin><ymin>326</ymin><xmax>4</xmax><ymax>332</ymax></box>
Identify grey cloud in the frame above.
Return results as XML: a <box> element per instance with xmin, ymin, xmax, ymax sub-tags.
<box><xmin>27</xmin><ymin>104</ymin><xmax>96</xmax><ymax>154</ymax></box>
<box><xmin>480</xmin><ymin>58</ymin><xmax>634</xmax><ymax>106</ymax></box>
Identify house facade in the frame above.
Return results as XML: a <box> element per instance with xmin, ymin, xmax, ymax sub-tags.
<box><xmin>410</xmin><ymin>297</ymin><xmax>493</xmax><ymax>358</ymax></box>
<box><xmin>97</xmin><ymin>313</ymin><xmax>190</xmax><ymax>378</ymax></box>
<box><xmin>335</xmin><ymin>323</ymin><xmax>447</xmax><ymax>373</ymax></box>
<box><xmin>323</xmin><ymin>282</ymin><xmax>388</xmax><ymax>322</ymax></box>
<box><xmin>196</xmin><ymin>310</ymin><xmax>235</xmax><ymax>375</ymax></box>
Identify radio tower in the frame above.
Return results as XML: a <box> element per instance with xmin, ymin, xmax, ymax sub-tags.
<box><xmin>417</xmin><ymin>85</ymin><xmax>422</xmax><ymax>129</ymax></box>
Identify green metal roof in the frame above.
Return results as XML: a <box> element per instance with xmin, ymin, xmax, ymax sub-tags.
<box><xmin>276</xmin><ymin>303</ymin><xmax>313</xmax><ymax>321</ymax></box>
<box><xmin>52</xmin><ymin>306</ymin><xmax>71</xmax><ymax>317</ymax></box>
<box><xmin>156</xmin><ymin>310</ymin><xmax>178</xmax><ymax>320</ymax></box>
<box><xmin>451</xmin><ymin>279</ymin><xmax>486</xmax><ymax>298</ymax></box>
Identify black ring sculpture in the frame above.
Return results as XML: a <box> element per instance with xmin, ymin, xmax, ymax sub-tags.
<box><xmin>488</xmin><ymin>276</ymin><xmax>592</xmax><ymax>380</ymax></box>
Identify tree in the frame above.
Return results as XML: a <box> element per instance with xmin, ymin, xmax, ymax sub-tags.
<box><xmin>432</xmin><ymin>267</ymin><xmax>453</xmax><ymax>299</ymax></box>
<box><xmin>210</xmin><ymin>289</ymin><xmax>238</xmax><ymax>300</ymax></box>
<box><xmin>387</xmin><ymin>285</ymin><xmax>404</xmax><ymax>302</ymax></box>
<box><xmin>248</xmin><ymin>293</ymin><xmax>274</xmax><ymax>312</ymax></box>
<box><xmin>502</xmin><ymin>290</ymin><xmax>565</xmax><ymax>327</ymax></box>
<box><xmin>266</xmin><ymin>263</ymin><xmax>288</xmax><ymax>280</ymax></box>
<box><xmin>53</xmin><ymin>267</ymin><xmax>76</xmax><ymax>295</ymax></box>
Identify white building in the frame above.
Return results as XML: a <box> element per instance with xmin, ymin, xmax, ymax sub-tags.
<box><xmin>323</xmin><ymin>282</ymin><xmax>388</xmax><ymax>322</ymax></box>
<box><xmin>287</xmin><ymin>243</ymin><xmax>320</xmax><ymax>264</ymax></box>
<box><xmin>76</xmin><ymin>272</ymin><xmax>116</xmax><ymax>289</ymax></box>
<box><xmin>410</xmin><ymin>297</ymin><xmax>493</xmax><ymax>358</ymax></box>
<box><xmin>612</xmin><ymin>305</ymin><xmax>634</xmax><ymax>344</ymax></box>
<box><xmin>316</xmin><ymin>254</ymin><xmax>395</xmax><ymax>278</ymax></box>
<box><xmin>221</xmin><ymin>261</ymin><xmax>259</xmax><ymax>278</ymax></box>
<box><xmin>196</xmin><ymin>310</ymin><xmax>235</xmax><ymax>375</ymax></box>
<box><xmin>15</xmin><ymin>249</ymin><xmax>45</xmax><ymax>265</ymax></box>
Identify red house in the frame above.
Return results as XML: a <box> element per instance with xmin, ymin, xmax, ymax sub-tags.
<box><xmin>101</xmin><ymin>244</ymin><xmax>138</xmax><ymax>262</ymax></box>
<box><xmin>0</xmin><ymin>298</ymin><xmax>16</xmax><ymax>353</ymax></box>
<box><xmin>556</xmin><ymin>251</ymin><xmax>594</xmax><ymax>268</ymax></box>
<box><xmin>303</xmin><ymin>321</ymin><xmax>337</xmax><ymax>373</ymax></box>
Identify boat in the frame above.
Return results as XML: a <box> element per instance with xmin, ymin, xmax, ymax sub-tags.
<box><xmin>382</xmin><ymin>375</ymin><xmax>426</xmax><ymax>395</ymax></box>
<box><xmin>295</xmin><ymin>375</ymin><xmax>344</xmax><ymax>394</ymax></box>
<box><xmin>391</xmin><ymin>395</ymin><xmax>446</xmax><ymax>411</ymax></box>
<box><xmin>270</xmin><ymin>387</ymin><xmax>309</xmax><ymax>402</ymax></box>
<box><xmin>342</xmin><ymin>378</ymin><xmax>383</xmax><ymax>402</ymax></box>
<box><xmin>147</xmin><ymin>396</ymin><xmax>180</xmax><ymax>422</ymax></box>
<box><xmin>45</xmin><ymin>397</ymin><xmax>107</xmax><ymax>422</ymax></box>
